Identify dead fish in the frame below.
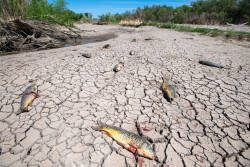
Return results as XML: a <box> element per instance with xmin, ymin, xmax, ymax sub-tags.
<box><xmin>113</xmin><ymin>62</ymin><xmax>124</xmax><ymax>72</ymax></box>
<box><xmin>129</xmin><ymin>51</ymin><xmax>135</xmax><ymax>55</ymax></box>
<box><xmin>131</xmin><ymin>38</ymin><xmax>137</xmax><ymax>42</ymax></box>
<box><xmin>162</xmin><ymin>74</ymin><xmax>176</xmax><ymax>103</ymax></box>
<box><xmin>16</xmin><ymin>83</ymin><xmax>39</xmax><ymax>115</ymax></box>
<box><xmin>103</xmin><ymin>44</ymin><xmax>111</xmax><ymax>49</ymax></box>
<box><xmin>199</xmin><ymin>60</ymin><xmax>224</xmax><ymax>68</ymax></box>
<box><xmin>92</xmin><ymin>121</ymin><xmax>158</xmax><ymax>160</ymax></box>
<box><xmin>81</xmin><ymin>53</ymin><xmax>91</xmax><ymax>58</ymax></box>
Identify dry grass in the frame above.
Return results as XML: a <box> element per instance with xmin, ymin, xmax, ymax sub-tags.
<box><xmin>0</xmin><ymin>0</ymin><xmax>27</xmax><ymax>20</ymax></box>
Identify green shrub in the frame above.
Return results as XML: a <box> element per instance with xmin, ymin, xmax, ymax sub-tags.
<box><xmin>139</xmin><ymin>21</ymin><xmax>250</xmax><ymax>40</ymax></box>
<box><xmin>0</xmin><ymin>0</ymin><xmax>87</xmax><ymax>26</ymax></box>
<box><xmin>101</xmin><ymin>0</ymin><xmax>250</xmax><ymax>25</ymax></box>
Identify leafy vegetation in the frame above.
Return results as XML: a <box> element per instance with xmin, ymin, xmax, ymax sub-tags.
<box><xmin>141</xmin><ymin>22</ymin><xmax>250</xmax><ymax>40</ymax></box>
<box><xmin>0</xmin><ymin>0</ymin><xmax>92</xmax><ymax>26</ymax></box>
<box><xmin>99</xmin><ymin>0</ymin><xmax>250</xmax><ymax>25</ymax></box>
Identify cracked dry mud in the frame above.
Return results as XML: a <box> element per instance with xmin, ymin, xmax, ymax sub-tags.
<box><xmin>0</xmin><ymin>24</ymin><xmax>250</xmax><ymax>167</ymax></box>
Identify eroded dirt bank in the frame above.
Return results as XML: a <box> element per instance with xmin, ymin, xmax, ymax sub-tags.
<box><xmin>0</xmin><ymin>24</ymin><xmax>249</xmax><ymax>167</ymax></box>
<box><xmin>0</xmin><ymin>20</ymin><xmax>117</xmax><ymax>56</ymax></box>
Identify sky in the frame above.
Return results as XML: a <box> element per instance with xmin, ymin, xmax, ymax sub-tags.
<box><xmin>49</xmin><ymin>0</ymin><xmax>195</xmax><ymax>18</ymax></box>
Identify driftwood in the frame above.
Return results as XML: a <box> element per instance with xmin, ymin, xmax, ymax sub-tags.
<box><xmin>0</xmin><ymin>19</ymin><xmax>82</xmax><ymax>55</ymax></box>
<box><xmin>27</xmin><ymin>15</ymin><xmax>82</xmax><ymax>37</ymax></box>
<box><xmin>226</xmin><ymin>22</ymin><xmax>248</xmax><ymax>26</ymax></box>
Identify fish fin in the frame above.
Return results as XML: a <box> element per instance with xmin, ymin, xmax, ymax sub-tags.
<box><xmin>163</xmin><ymin>74</ymin><xmax>167</xmax><ymax>84</ymax></box>
<box><xmin>128</xmin><ymin>143</ymin><xmax>138</xmax><ymax>155</ymax></box>
<box><xmin>162</xmin><ymin>74</ymin><xmax>169</xmax><ymax>91</ymax></box>
<box><xmin>142</xmin><ymin>128</ymin><xmax>153</xmax><ymax>132</ymax></box>
<box><xmin>169</xmin><ymin>85</ymin><xmax>176</xmax><ymax>98</ymax></box>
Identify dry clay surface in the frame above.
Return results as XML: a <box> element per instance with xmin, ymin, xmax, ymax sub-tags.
<box><xmin>0</xmin><ymin>24</ymin><xmax>250</xmax><ymax>167</ymax></box>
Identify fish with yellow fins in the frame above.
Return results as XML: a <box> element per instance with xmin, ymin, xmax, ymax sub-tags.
<box><xmin>161</xmin><ymin>74</ymin><xmax>176</xmax><ymax>103</ymax></box>
<box><xmin>92</xmin><ymin>121</ymin><xmax>158</xmax><ymax>161</ymax></box>
<box><xmin>16</xmin><ymin>83</ymin><xmax>39</xmax><ymax>115</ymax></box>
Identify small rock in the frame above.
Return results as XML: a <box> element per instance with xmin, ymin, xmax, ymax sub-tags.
<box><xmin>81</xmin><ymin>53</ymin><xmax>91</xmax><ymax>58</ymax></box>
<box><xmin>129</xmin><ymin>51</ymin><xmax>135</xmax><ymax>55</ymax></box>
<box><xmin>103</xmin><ymin>44</ymin><xmax>111</xmax><ymax>49</ymax></box>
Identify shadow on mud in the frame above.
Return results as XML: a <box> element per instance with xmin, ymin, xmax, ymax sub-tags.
<box><xmin>64</xmin><ymin>33</ymin><xmax>118</xmax><ymax>47</ymax></box>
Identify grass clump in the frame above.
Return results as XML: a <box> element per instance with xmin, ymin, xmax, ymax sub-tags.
<box><xmin>140</xmin><ymin>21</ymin><xmax>250</xmax><ymax>40</ymax></box>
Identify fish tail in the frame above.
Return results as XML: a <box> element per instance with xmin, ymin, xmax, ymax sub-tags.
<box><xmin>92</xmin><ymin>120</ymin><xmax>106</xmax><ymax>131</ymax></box>
<box><xmin>16</xmin><ymin>108</ymin><xmax>22</xmax><ymax>115</ymax></box>
<box><xmin>163</xmin><ymin>74</ymin><xmax>168</xmax><ymax>84</ymax></box>
<box><xmin>162</xmin><ymin>74</ymin><xmax>168</xmax><ymax>91</ymax></box>
<box><xmin>97</xmin><ymin>120</ymin><xmax>106</xmax><ymax>127</ymax></box>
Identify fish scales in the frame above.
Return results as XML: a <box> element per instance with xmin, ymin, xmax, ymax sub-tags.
<box><xmin>94</xmin><ymin>122</ymin><xmax>157</xmax><ymax>160</ymax></box>
<box><xmin>104</xmin><ymin>125</ymin><xmax>147</xmax><ymax>144</ymax></box>
<box><xmin>16</xmin><ymin>84</ymin><xmax>38</xmax><ymax>115</ymax></box>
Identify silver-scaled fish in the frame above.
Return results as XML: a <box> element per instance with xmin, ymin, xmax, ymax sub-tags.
<box><xmin>16</xmin><ymin>83</ymin><xmax>39</xmax><ymax>115</ymax></box>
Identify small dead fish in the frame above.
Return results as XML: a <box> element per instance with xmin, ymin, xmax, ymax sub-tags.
<box><xmin>103</xmin><ymin>44</ymin><xmax>111</xmax><ymax>49</ymax></box>
<box><xmin>81</xmin><ymin>53</ymin><xmax>91</xmax><ymax>58</ymax></box>
<box><xmin>131</xmin><ymin>38</ymin><xmax>136</xmax><ymax>42</ymax></box>
<box><xmin>238</xmin><ymin>65</ymin><xmax>242</xmax><ymax>71</ymax></box>
<box><xmin>113</xmin><ymin>62</ymin><xmax>124</xmax><ymax>72</ymax></box>
<box><xmin>199</xmin><ymin>60</ymin><xmax>224</xmax><ymax>68</ymax></box>
<box><xmin>162</xmin><ymin>74</ymin><xmax>176</xmax><ymax>102</ymax></box>
<box><xmin>129</xmin><ymin>51</ymin><xmax>136</xmax><ymax>55</ymax></box>
<box><xmin>92</xmin><ymin>121</ymin><xmax>158</xmax><ymax>160</ymax></box>
<box><xmin>16</xmin><ymin>83</ymin><xmax>39</xmax><ymax>115</ymax></box>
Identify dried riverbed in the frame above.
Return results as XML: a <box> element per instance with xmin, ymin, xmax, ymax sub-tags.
<box><xmin>0</xmin><ymin>23</ymin><xmax>249</xmax><ymax>167</ymax></box>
